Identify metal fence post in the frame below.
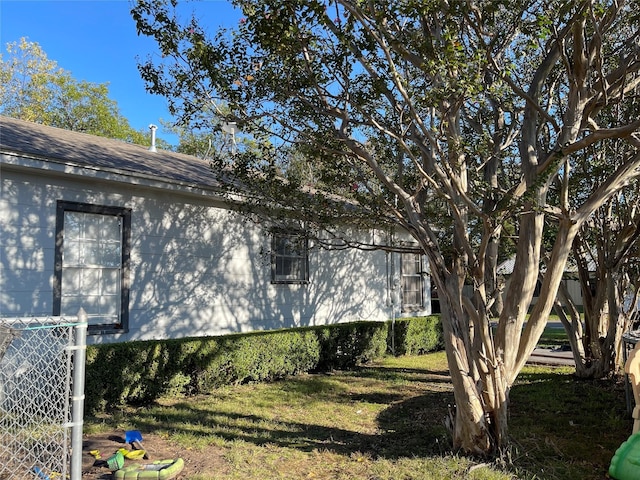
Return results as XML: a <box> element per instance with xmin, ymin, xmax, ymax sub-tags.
<box><xmin>70</xmin><ymin>309</ymin><xmax>88</xmax><ymax>480</ymax></box>
<box><xmin>1</xmin><ymin>314</ymin><xmax>85</xmax><ymax>478</ymax></box>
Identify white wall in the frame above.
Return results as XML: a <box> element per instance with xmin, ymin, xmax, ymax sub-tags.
<box><xmin>1</xmin><ymin>162</ymin><xmax>394</xmax><ymax>344</ymax></box>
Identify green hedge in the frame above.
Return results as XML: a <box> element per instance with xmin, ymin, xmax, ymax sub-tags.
<box><xmin>313</xmin><ymin>321</ymin><xmax>388</xmax><ymax>370</ymax></box>
<box><xmin>84</xmin><ymin>329</ymin><xmax>320</xmax><ymax>413</ymax></box>
<box><xmin>389</xmin><ymin>316</ymin><xmax>443</xmax><ymax>355</ymax></box>
<box><xmin>84</xmin><ymin>316</ymin><xmax>442</xmax><ymax>414</ymax></box>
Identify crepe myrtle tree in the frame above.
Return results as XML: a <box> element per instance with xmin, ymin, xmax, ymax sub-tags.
<box><xmin>132</xmin><ymin>0</ymin><xmax>640</xmax><ymax>454</ymax></box>
<box><xmin>560</xmin><ymin>192</ymin><xmax>640</xmax><ymax>378</ymax></box>
<box><xmin>552</xmin><ymin>132</ymin><xmax>640</xmax><ymax>379</ymax></box>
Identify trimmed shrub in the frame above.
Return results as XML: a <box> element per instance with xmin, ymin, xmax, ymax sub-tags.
<box><xmin>313</xmin><ymin>321</ymin><xmax>388</xmax><ymax>370</ymax></box>
<box><xmin>389</xmin><ymin>316</ymin><xmax>443</xmax><ymax>356</ymax></box>
<box><xmin>84</xmin><ymin>317</ymin><xmax>442</xmax><ymax>414</ymax></box>
<box><xmin>84</xmin><ymin>329</ymin><xmax>321</xmax><ymax>414</ymax></box>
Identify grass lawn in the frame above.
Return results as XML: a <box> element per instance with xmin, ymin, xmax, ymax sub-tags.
<box><xmin>537</xmin><ymin>319</ymin><xmax>571</xmax><ymax>348</ymax></box>
<box><xmin>86</xmin><ymin>351</ymin><xmax>631</xmax><ymax>480</ymax></box>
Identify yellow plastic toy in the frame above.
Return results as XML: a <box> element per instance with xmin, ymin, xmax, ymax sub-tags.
<box><xmin>117</xmin><ymin>448</ymin><xmax>147</xmax><ymax>460</ymax></box>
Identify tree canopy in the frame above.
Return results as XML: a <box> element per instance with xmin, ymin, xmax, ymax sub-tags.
<box><xmin>0</xmin><ymin>37</ymin><xmax>157</xmax><ymax>145</ymax></box>
<box><xmin>132</xmin><ymin>0</ymin><xmax>640</xmax><ymax>454</ymax></box>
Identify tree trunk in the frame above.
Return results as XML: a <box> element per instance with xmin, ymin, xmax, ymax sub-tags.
<box><xmin>438</xmin><ymin>281</ymin><xmax>499</xmax><ymax>454</ymax></box>
<box><xmin>431</xmin><ymin>260</ymin><xmax>509</xmax><ymax>454</ymax></box>
<box><xmin>564</xmin><ymin>231</ymin><xmax>632</xmax><ymax>378</ymax></box>
<box><xmin>513</xmin><ymin>220</ymin><xmax>580</xmax><ymax>376</ymax></box>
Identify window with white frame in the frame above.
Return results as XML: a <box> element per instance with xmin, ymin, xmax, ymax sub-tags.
<box><xmin>271</xmin><ymin>232</ymin><xmax>309</xmax><ymax>283</ymax></box>
<box><xmin>401</xmin><ymin>252</ymin><xmax>425</xmax><ymax>311</ymax></box>
<box><xmin>54</xmin><ymin>201</ymin><xmax>131</xmax><ymax>333</ymax></box>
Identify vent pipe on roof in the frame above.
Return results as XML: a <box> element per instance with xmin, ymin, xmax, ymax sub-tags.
<box><xmin>148</xmin><ymin>124</ymin><xmax>158</xmax><ymax>152</ymax></box>
<box><xmin>221</xmin><ymin>122</ymin><xmax>238</xmax><ymax>155</ymax></box>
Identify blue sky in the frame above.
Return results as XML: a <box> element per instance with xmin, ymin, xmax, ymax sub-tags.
<box><xmin>0</xmin><ymin>0</ymin><xmax>241</xmax><ymax>146</ymax></box>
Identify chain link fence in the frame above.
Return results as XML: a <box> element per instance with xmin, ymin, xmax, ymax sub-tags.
<box><xmin>0</xmin><ymin>313</ymin><xmax>87</xmax><ymax>480</ymax></box>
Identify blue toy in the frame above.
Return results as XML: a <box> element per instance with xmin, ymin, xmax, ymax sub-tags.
<box><xmin>125</xmin><ymin>430</ymin><xmax>143</xmax><ymax>444</ymax></box>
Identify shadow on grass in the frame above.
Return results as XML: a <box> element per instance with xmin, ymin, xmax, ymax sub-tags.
<box><xmin>101</xmin><ymin>362</ymin><xmax>632</xmax><ymax>480</ymax></box>
<box><xmin>353</xmin><ymin>365</ymin><xmax>452</xmax><ymax>384</ymax></box>
<box><xmin>508</xmin><ymin>370</ymin><xmax>630</xmax><ymax>479</ymax></box>
<box><xmin>130</xmin><ymin>387</ymin><xmax>454</xmax><ymax>460</ymax></box>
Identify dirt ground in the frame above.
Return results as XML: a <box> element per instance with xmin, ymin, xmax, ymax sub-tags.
<box><xmin>82</xmin><ymin>431</ymin><xmax>227</xmax><ymax>479</ymax></box>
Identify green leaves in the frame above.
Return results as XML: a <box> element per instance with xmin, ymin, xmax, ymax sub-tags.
<box><xmin>128</xmin><ymin>0</ymin><xmax>640</xmax><ymax>281</ymax></box>
<box><xmin>126</xmin><ymin>0</ymin><xmax>640</xmax><ymax>454</ymax></box>
<box><xmin>0</xmin><ymin>37</ymin><xmax>149</xmax><ymax>144</ymax></box>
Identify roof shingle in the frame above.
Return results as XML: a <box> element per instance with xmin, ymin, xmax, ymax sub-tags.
<box><xmin>0</xmin><ymin>115</ymin><xmax>222</xmax><ymax>190</ymax></box>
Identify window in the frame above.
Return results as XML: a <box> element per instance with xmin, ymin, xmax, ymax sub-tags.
<box><xmin>271</xmin><ymin>232</ymin><xmax>309</xmax><ymax>283</ymax></box>
<box><xmin>54</xmin><ymin>202</ymin><xmax>131</xmax><ymax>333</ymax></box>
<box><xmin>401</xmin><ymin>253</ymin><xmax>424</xmax><ymax>311</ymax></box>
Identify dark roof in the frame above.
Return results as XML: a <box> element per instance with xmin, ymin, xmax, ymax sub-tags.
<box><xmin>0</xmin><ymin>115</ymin><xmax>222</xmax><ymax>190</ymax></box>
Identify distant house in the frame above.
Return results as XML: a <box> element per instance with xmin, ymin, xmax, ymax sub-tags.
<box><xmin>0</xmin><ymin>116</ymin><xmax>431</xmax><ymax>344</ymax></box>
<box><xmin>497</xmin><ymin>256</ymin><xmax>595</xmax><ymax>309</ymax></box>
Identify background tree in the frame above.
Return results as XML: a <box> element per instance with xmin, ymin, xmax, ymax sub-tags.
<box><xmin>553</xmin><ymin>136</ymin><xmax>640</xmax><ymax>378</ymax></box>
<box><xmin>161</xmin><ymin>103</ymin><xmax>246</xmax><ymax>158</ymax></box>
<box><xmin>132</xmin><ymin>0</ymin><xmax>640</xmax><ymax>454</ymax></box>
<box><xmin>0</xmin><ymin>37</ymin><xmax>165</xmax><ymax>146</ymax></box>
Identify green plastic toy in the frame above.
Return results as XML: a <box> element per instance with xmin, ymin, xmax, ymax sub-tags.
<box><xmin>609</xmin><ymin>433</ymin><xmax>640</xmax><ymax>480</ymax></box>
<box><xmin>113</xmin><ymin>458</ymin><xmax>184</xmax><ymax>480</ymax></box>
<box><xmin>106</xmin><ymin>451</ymin><xmax>125</xmax><ymax>471</ymax></box>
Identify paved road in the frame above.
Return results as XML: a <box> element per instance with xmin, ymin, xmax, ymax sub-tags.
<box><xmin>528</xmin><ymin>347</ymin><xmax>575</xmax><ymax>366</ymax></box>
<box><xmin>528</xmin><ymin>321</ymin><xmax>575</xmax><ymax>366</ymax></box>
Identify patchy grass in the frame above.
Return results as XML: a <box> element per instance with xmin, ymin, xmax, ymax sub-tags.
<box><xmin>536</xmin><ymin>329</ymin><xmax>569</xmax><ymax>348</ymax></box>
<box><xmin>537</xmin><ymin>320</ymin><xmax>570</xmax><ymax>348</ymax></box>
<box><xmin>86</xmin><ymin>351</ymin><xmax>630</xmax><ymax>480</ymax></box>
<box><xmin>508</xmin><ymin>365</ymin><xmax>628</xmax><ymax>479</ymax></box>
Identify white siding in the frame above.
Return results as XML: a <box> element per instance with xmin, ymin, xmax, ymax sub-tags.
<box><xmin>1</xmin><ymin>165</ymin><xmax>398</xmax><ymax>344</ymax></box>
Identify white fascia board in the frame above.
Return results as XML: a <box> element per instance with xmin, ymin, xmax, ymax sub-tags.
<box><xmin>0</xmin><ymin>150</ymin><xmax>234</xmax><ymax>204</ymax></box>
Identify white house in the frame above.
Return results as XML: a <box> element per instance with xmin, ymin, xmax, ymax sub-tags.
<box><xmin>497</xmin><ymin>256</ymin><xmax>594</xmax><ymax>310</ymax></box>
<box><xmin>0</xmin><ymin>116</ymin><xmax>431</xmax><ymax>344</ymax></box>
